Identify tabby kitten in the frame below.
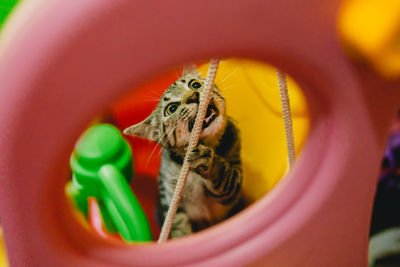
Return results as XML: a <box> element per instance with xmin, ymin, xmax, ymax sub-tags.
<box><xmin>124</xmin><ymin>66</ymin><xmax>242</xmax><ymax>238</ymax></box>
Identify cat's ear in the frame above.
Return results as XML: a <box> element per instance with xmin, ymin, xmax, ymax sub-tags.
<box><xmin>123</xmin><ymin>113</ymin><xmax>160</xmax><ymax>142</ymax></box>
<box><xmin>182</xmin><ymin>64</ymin><xmax>200</xmax><ymax>77</ymax></box>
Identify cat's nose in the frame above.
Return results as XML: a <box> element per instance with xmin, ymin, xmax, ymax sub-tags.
<box><xmin>184</xmin><ymin>91</ymin><xmax>200</xmax><ymax>104</ymax></box>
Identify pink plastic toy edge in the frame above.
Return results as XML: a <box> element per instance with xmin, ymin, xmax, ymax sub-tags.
<box><xmin>0</xmin><ymin>0</ymin><xmax>399</xmax><ymax>266</ymax></box>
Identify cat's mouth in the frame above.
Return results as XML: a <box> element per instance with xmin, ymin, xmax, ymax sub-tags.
<box><xmin>188</xmin><ymin>104</ymin><xmax>219</xmax><ymax>131</ymax></box>
<box><xmin>203</xmin><ymin>104</ymin><xmax>218</xmax><ymax>128</ymax></box>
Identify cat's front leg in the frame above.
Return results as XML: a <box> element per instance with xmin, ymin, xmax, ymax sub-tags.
<box><xmin>188</xmin><ymin>144</ymin><xmax>242</xmax><ymax>205</ymax></box>
<box><xmin>159</xmin><ymin>180</ymin><xmax>193</xmax><ymax>238</ymax></box>
<box><xmin>187</xmin><ymin>144</ymin><xmax>214</xmax><ymax>174</ymax></box>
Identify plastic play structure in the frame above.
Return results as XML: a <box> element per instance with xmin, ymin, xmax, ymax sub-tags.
<box><xmin>68</xmin><ymin>124</ymin><xmax>152</xmax><ymax>242</ymax></box>
<box><xmin>1</xmin><ymin>0</ymin><xmax>400</xmax><ymax>266</ymax></box>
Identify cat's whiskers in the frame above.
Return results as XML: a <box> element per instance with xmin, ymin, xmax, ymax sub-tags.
<box><xmin>164</xmin><ymin>123</ymin><xmax>179</xmax><ymax>149</ymax></box>
<box><xmin>176</xmin><ymin>70</ymin><xmax>181</xmax><ymax>80</ymax></box>
<box><xmin>149</xmin><ymin>88</ymin><xmax>164</xmax><ymax>95</ymax></box>
<box><xmin>145</xmin><ymin>143</ymin><xmax>161</xmax><ymax>168</ymax></box>
<box><xmin>219</xmin><ymin>84</ymin><xmax>238</xmax><ymax>92</ymax></box>
<box><xmin>157</xmin><ymin>116</ymin><xmax>190</xmax><ymax>157</ymax></box>
<box><xmin>140</xmin><ymin>99</ymin><xmax>162</xmax><ymax>103</ymax></box>
<box><xmin>145</xmin><ymin>124</ymin><xmax>177</xmax><ymax>167</ymax></box>
<box><xmin>218</xmin><ymin>67</ymin><xmax>240</xmax><ymax>85</ymax></box>
<box><xmin>143</xmin><ymin>95</ymin><xmax>160</xmax><ymax>99</ymax></box>
<box><xmin>142</xmin><ymin>95</ymin><xmax>162</xmax><ymax>101</ymax></box>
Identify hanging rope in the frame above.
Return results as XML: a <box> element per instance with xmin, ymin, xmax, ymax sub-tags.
<box><xmin>158</xmin><ymin>59</ymin><xmax>220</xmax><ymax>242</ymax></box>
<box><xmin>277</xmin><ymin>69</ymin><xmax>296</xmax><ymax>168</ymax></box>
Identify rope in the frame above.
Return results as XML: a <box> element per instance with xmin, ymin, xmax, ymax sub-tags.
<box><xmin>158</xmin><ymin>59</ymin><xmax>220</xmax><ymax>242</ymax></box>
<box><xmin>277</xmin><ymin>69</ymin><xmax>296</xmax><ymax>168</ymax></box>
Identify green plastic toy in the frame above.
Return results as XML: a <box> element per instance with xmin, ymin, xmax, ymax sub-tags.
<box><xmin>68</xmin><ymin>124</ymin><xmax>152</xmax><ymax>242</ymax></box>
<box><xmin>0</xmin><ymin>0</ymin><xmax>19</xmax><ymax>29</ymax></box>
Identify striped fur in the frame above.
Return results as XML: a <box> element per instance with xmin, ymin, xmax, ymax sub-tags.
<box><xmin>124</xmin><ymin>68</ymin><xmax>243</xmax><ymax>238</ymax></box>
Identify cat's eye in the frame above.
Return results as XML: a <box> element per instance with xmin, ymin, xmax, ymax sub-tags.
<box><xmin>188</xmin><ymin>79</ymin><xmax>203</xmax><ymax>90</ymax></box>
<box><xmin>165</xmin><ymin>103</ymin><xmax>179</xmax><ymax>116</ymax></box>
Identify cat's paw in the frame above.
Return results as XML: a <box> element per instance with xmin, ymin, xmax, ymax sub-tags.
<box><xmin>187</xmin><ymin>144</ymin><xmax>214</xmax><ymax>174</ymax></box>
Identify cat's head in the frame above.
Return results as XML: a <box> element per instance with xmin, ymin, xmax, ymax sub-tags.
<box><xmin>123</xmin><ymin>66</ymin><xmax>226</xmax><ymax>152</ymax></box>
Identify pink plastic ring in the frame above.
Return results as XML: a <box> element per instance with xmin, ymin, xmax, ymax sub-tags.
<box><xmin>0</xmin><ymin>0</ymin><xmax>399</xmax><ymax>266</ymax></box>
